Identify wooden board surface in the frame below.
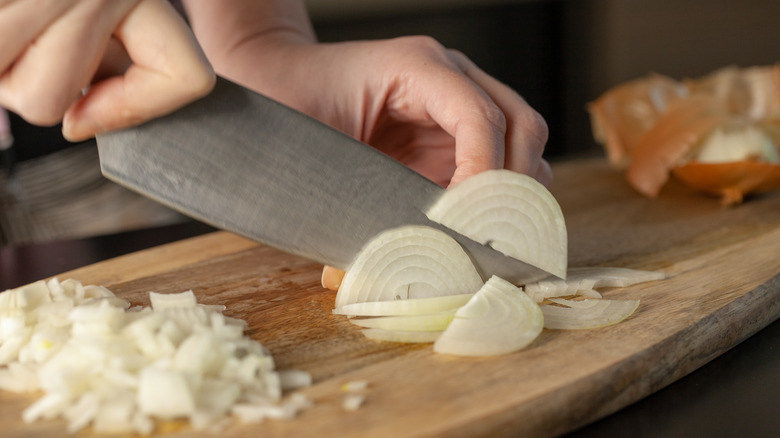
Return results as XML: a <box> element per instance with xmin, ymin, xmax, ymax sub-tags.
<box><xmin>2</xmin><ymin>158</ymin><xmax>779</xmax><ymax>437</ymax></box>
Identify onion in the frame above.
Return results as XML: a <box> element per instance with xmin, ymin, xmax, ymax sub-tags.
<box><xmin>541</xmin><ymin>298</ymin><xmax>640</xmax><ymax>330</ymax></box>
<box><xmin>587</xmin><ymin>73</ymin><xmax>688</xmax><ymax>167</ymax></box>
<box><xmin>0</xmin><ymin>279</ymin><xmax>312</xmax><ymax>434</ymax></box>
<box><xmin>333</xmin><ymin>294</ymin><xmax>472</xmax><ymax>317</ymax></box>
<box><xmin>425</xmin><ymin>169</ymin><xmax>567</xmax><ymax>279</ymax></box>
<box><xmin>361</xmin><ymin>328</ymin><xmax>443</xmax><ymax>344</ymax></box>
<box><xmin>433</xmin><ymin>276</ymin><xmax>543</xmax><ymax>357</ymax></box>
<box><xmin>524</xmin><ymin>267</ymin><xmax>665</xmax><ymax>303</ymax></box>
<box><xmin>349</xmin><ymin>311</ymin><xmax>455</xmax><ymax>332</ymax></box>
<box><xmin>334</xmin><ymin>226</ymin><xmax>484</xmax><ymax>310</ymax></box>
<box><xmin>590</xmin><ymin>64</ymin><xmax>780</xmax><ymax>203</ymax></box>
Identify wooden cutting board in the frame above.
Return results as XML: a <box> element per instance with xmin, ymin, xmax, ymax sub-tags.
<box><xmin>2</xmin><ymin>158</ymin><xmax>779</xmax><ymax>437</ymax></box>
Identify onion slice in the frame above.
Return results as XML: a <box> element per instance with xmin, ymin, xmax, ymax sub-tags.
<box><xmin>425</xmin><ymin>169</ymin><xmax>567</xmax><ymax>279</ymax></box>
<box><xmin>541</xmin><ymin>298</ymin><xmax>640</xmax><ymax>330</ymax></box>
<box><xmin>333</xmin><ymin>294</ymin><xmax>472</xmax><ymax>317</ymax></box>
<box><xmin>334</xmin><ymin>226</ymin><xmax>484</xmax><ymax>310</ymax></box>
<box><xmin>433</xmin><ymin>276</ymin><xmax>543</xmax><ymax>356</ymax></box>
<box><xmin>349</xmin><ymin>312</ymin><xmax>455</xmax><ymax>332</ymax></box>
<box><xmin>524</xmin><ymin>267</ymin><xmax>665</xmax><ymax>303</ymax></box>
<box><xmin>362</xmin><ymin>328</ymin><xmax>443</xmax><ymax>344</ymax></box>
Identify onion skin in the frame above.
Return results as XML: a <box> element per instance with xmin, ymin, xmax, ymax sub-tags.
<box><xmin>626</xmin><ymin>97</ymin><xmax>727</xmax><ymax>198</ymax></box>
<box><xmin>587</xmin><ymin>74</ymin><xmax>687</xmax><ymax>167</ymax></box>
<box><xmin>321</xmin><ymin>266</ymin><xmax>346</xmax><ymax>291</ymax></box>
<box><xmin>672</xmin><ymin>160</ymin><xmax>780</xmax><ymax>206</ymax></box>
<box><xmin>590</xmin><ymin>64</ymin><xmax>780</xmax><ymax>203</ymax></box>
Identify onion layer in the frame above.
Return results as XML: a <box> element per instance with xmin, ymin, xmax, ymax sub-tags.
<box><xmin>426</xmin><ymin>170</ymin><xmax>567</xmax><ymax>279</ymax></box>
<box><xmin>333</xmin><ymin>294</ymin><xmax>472</xmax><ymax>317</ymax></box>
<box><xmin>349</xmin><ymin>312</ymin><xmax>455</xmax><ymax>332</ymax></box>
<box><xmin>524</xmin><ymin>267</ymin><xmax>665</xmax><ymax>303</ymax></box>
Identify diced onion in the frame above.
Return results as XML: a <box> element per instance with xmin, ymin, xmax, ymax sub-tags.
<box><xmin>0</xmin><ymin>279</ymin><xmax>312</xmax><ymax>434</ymax></box>
<box><xmin>433</xmin><ymin>276</ymin><xmax>543</xmax><ymax>356</ymax></box>
<box><xmin>426</xmin><ymin>169</ymin><xmax>568</xmax><ymax>279</ymax></box>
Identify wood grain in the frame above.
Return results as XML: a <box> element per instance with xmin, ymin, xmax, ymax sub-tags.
<box><xmin>2</xmin><ymin>158</ymin><xmax>779</xmax><ymax>437</ymax></box>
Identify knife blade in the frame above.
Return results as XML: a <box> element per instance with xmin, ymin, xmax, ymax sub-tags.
<box><xmin>96</xmin><ymin>77</ymin><xmax>550</xmax><ymax>284</ymax></box>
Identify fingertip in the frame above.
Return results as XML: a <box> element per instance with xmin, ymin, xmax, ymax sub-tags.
<box><xmin>535</xmin><ymin>158</ymin><xmax>554</xmax><ymax>187</ymax></box>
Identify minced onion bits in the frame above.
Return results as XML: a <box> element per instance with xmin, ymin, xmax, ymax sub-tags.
<box><xmin>0</xmin><ymin>279</ymin><xmax>312</xmax><ymax>434</ymax></box>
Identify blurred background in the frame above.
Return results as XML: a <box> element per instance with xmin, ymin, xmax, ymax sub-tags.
<box><xmin>307</xmin><ymin>0</ymin><xmax>780</xmax><ymax>159</ymax></box>
<box><xmin>1</xmin><ymin>0</ymin><xmax>778</xmax><ymax>245</ymax></box>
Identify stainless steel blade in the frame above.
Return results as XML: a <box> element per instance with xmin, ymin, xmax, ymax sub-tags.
<box><xmin>96</xmin><ymin>77</ymin><xmax>550</xmax><ymax>284</ymax></box>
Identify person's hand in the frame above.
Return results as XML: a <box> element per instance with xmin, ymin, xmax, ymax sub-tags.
<box><xmin>0</xmin><ymin>0</ymin><xmax>215</xmax><ymax>142</ymax></box>
<box><xmin>324</xmin><ymin>36</ymin><xmax>552</xmax><ymax>188</ymax></box>
<box><xmin>221</xmin><ymin>36</ymin><xmax>551</xmax><ymax>188</ymax></box>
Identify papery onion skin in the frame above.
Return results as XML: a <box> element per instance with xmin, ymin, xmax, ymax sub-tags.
<box><xmin>587</xmin><ymin>74</ymin><xmax>688</xmax><ymax>167</ymax></box>
<box><xmin>672</xmin><ymin>160</ymin><xmax>780</xmax><ymax>206</ymax></box>
<box><xmin>591</xmin><ymin>64</ymin><xmax>780</xmax><ymax>202</ymax></box>
<box><xmin>625</xmin><ymin>96</ymin><xmax>727</xmax><ymax>198</ymax></box>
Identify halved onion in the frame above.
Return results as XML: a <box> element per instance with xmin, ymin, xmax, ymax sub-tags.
<box><xmin>334</xmin><ymin>226</ymin><xmax>484</xmax><ymax>310</ymax></box>
<box><xmin>349</xmin><ymin>311</ymin><xmax>455</xmax><ymax>332</ymax></box>
<box><xmin>433</xmin><ymin>276</ymin><xmax>543</xmax><ymax>357</ymax></box>
<box><xmin>541</xmin><ymin>298</ymin><xmax>640</xmax><ymax>330</ymax></box>
<box><xmin>524</xmin><ymin>267</ymin><xmax>665</xmax><ymax>303</ymax></box>
<box><xmin>333</xmin><ymin>294</ymin><xmax>472</xmax><ymax>317</ymax></box>
<box><xmin>426</xmin><ymin>169</ymin><xmax>567</xmax><ymax>279</ymax></box>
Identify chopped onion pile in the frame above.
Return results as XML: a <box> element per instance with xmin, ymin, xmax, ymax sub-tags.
<box><xmin>334</xmin><ymin>226</ymin><xmax>484</xmax><ymax>310</ymax></box>
<box><xmin>433</xmin><ymin>276</ymin><xmax>543</xmax><ymax>357</ymax></box>
<box><xmin>426</xmin><ymin>169</ymin><xmax>568</xmax><ymax>279</ymax></box>
<box><xmin>0</xmin><ymin>279</ymin><xmax>311</xmax><ymax>434</ymax></box>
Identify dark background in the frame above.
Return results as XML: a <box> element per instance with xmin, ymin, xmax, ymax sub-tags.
<box><xmin>309</xmin><ymin>0</ymin><xmax>780</xmax><ymax>160</ymax></box>
<box><xmin>9</xmin><ymin>0</ymin><xmax>780</xmax><ymax>162</ymax></box>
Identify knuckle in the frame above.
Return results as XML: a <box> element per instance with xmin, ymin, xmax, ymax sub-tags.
<box><xmin>523</xmin><ymin>108</ymin><xmax>549</xmax><ymax>147</ymax></box>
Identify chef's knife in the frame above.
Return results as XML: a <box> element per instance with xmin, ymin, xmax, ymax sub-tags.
<box><xmin>96</xmin><ymin>77</ymin><xmax>550</xmax><ymax>284</ymax></box>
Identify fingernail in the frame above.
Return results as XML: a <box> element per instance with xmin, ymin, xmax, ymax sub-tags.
<box><xmin>62</xmin><ymin>113</ymin><xmax>102</xmax><ymax>142</ymax></box>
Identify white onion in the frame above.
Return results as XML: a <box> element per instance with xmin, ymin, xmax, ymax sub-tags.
<box><xmin>0</xmin><ymin>279</ymin><xmax>312</xmax><ymax>434</ymax></box>
<box><xmin>426</xmin><ymin>169</ymin><xmax>568</xmax><ymax>279</ymax></box>
<box><xmin>433</xmin><ymin>276</ymin><xmax>543</xmax><ymax>356</ymax></box>
<box><xmin>334</xmin><ymin>226</ymin><xmax>484</xmax><ymax>309</ymax></box>
<box><xmin>524</xmin><ymin>267</ymin><xmax>665</xmax><ymax>303</ymax></box>
<box><xmin>541</xmin><ymin>298</ymin><xmax>640</xmax><ymax>329</ymax></box>
<box><xmin>333</xmin><ymin>294</ymin><xmax>472</xmax><ymax>317</ymax></box>
<box><xmin>349</xmin><ymin>311</ymin><xmax>455</xmax><ymax>332</ymax></box>
<box><xmin>361</xmin><ymin>328</ymin><xmax>443</xmax><ymax>343</ymax></box>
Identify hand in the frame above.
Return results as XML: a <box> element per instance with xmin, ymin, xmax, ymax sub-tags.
<box><xmin>227</xmin><ymin>36</ymin><xmax>551</xmax><ymax>188</ymax></box>
<box><xmin>0</xmin><ymin>0</ymin><xmax>215</xmax><ymax>141</ymax></box>
<box><xmin>343</xmin><ymin>36</ymin><xmax>552</xmax><ymax>188</ymax></box>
